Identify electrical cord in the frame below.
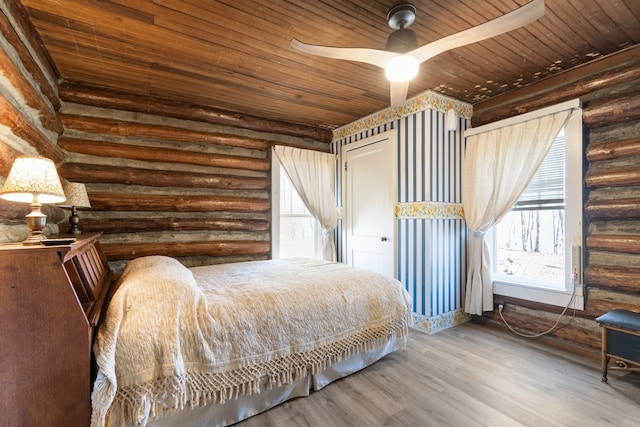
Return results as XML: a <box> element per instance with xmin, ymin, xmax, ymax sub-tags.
<box><xmin>498</xmin><ymin>280</ymin><xmax>578</xmax><ymax>338</ymax></box>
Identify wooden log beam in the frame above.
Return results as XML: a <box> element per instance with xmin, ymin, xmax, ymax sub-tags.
<box><xmin>586</xmin><ymin>234</ymin><xmax>640</xmax><ymax>254</ymax></box>
<box><xmin>88</xmin><ymin>192</ymin><xmax>270</xmax><ymax>213</ymax></box>
<box><xmin>0</xmin><ymin>139</ymin><xmax>21</xmax><ymax>174</ymax></box>
<box><xmin>493</xmin><ymin>294</ymin><xmax>590</xmax><ymax>319</ymax></box>
<box><xmin>495</xmin><ymin>295</ymin><xmax>587</xmax><ymax>318</ymax></box>
<box><xmin>0</xmin><ymin>199</ymin><xmax>27</xmax><ymax>221</ymax></box>
<box><xmin>585</xmin><ymin>198</ymin><xmax>640</xmax><ymax>220</ymax></box>
<box><xmin>586</xmin><ymin>138</ymin><xmax>640</xmax><ymax>162</ymax></box>
<box><xmin>0</xmin><ymin>94</ymin><xmax>63</xmax><ymax>162</ymax></box>
<box><xmin>585</xmin><ymin>166</ymin><xmax>640</xmax><ymax>188</ymax></box>
<box><xmin>0</xmin><ymin>42</ymin><xmax>62</xmax><ymax>134</ymax></box>
<box><xmin>58</xmin><ymin>162</ymin><xmax>269</xmax><ymax>190</ymax></box>
<box><xmin>0</xmin><ymin>2</ymin><xmax>60</xmax><ymax>110</ymax></box>
<box><xmin>58</xmin><ymin>81</ymin><xmax>334</xmax><ymax>143</ymax></box>
<box><xmin>485</xmin><ymin>308</ymin><xmax>599</xmax><ymax>349</ymax></box>
<box><xmin>102</xmin><ymin>240</ymin><xmax>270</xmax><ymax>261</ymax></box>
<box><xmin>1</xmin><ymin>200</ymin><xmax>67</xmax><ymax>223</ymax></box>
<box><xmin>81</xmin><ymin>217</ymin><xmax>269</xmax><ymax>234</ymax></box>
<box><xmin>58</xmin><ymin>137</ymin><xmax>269</xmax><ymax>172</ymax></box>
<box><xmin>584</xmin><ymin>265</ymin><xmax>640</xmax><ymax>294</ymax></box>
<box><xmin>59</xmin><ymin>114</ymin><xmax>271</xmax><ymax>150</ymax></box>
<box><xmin>472</xmin><ymin>45</ymin><xmax>640</xmax><ymax>127</ymax></box>
<box><xmin>580</xmin><ymin>289</ymin><xmax>640</xmax><ymax>315</ymax></box>
<box><xmin>583</xmin><ymin>90</ymin><xmax>640</xmax><ymax>129</ymax></box>
<box><xmin>496</xmin><ymin>293</ymin><xmax>637</xmax><ymax>321</ymax></box>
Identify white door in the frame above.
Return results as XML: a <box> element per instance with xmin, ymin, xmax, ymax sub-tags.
<box><xmin>342</xmin><ymin>131</ymin><xmax>396</xmax><ymax>278</ymax></box>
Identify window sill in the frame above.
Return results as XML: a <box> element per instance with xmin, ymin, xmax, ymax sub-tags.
<box><xmin>493</xmin><ymin>279</ymin><xmax>584</xmax><ymax>310</ymax></box>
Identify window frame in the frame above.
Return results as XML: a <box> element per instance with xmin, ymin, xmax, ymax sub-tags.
<box><xmin>487</xmin><ymin>100</ymin><xmax>584</xmax><ymax>310</ymax></box>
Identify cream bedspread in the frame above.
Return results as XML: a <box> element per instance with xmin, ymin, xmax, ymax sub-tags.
<box><xmin>91</xmin><ymin>256</ymin><xmax>412</xmax><ymax>427</ymax></box>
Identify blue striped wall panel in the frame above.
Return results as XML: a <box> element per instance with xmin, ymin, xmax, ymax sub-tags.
<box><xmin>331</xmin><ymin>91</ymin><xmax>471</xmax><ymax>332</ymax></box>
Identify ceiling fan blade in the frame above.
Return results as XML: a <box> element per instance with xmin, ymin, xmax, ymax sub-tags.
<box><xmin>390</xmin><ymin>81</ymin><xmax>410</xmax><ymax>107</ymax></box>
<box><xmin>291</xmin><ymin>39</ymin><xmax>395</xmax><ymax>68</ymax></box>
<box><xmin>411</xmin><ymin>0</ymin><xmax>545</xmax><ymax>64</ymax></box>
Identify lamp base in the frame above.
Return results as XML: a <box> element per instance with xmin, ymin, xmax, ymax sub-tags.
<box><xmin>22</xmin><ymin>232</ymin><xmax>47</xmax><ymax>245</ymax></box>
<box><xmin>68</xmin><ymin>206</ymin><xmax>82</xmax><ymax>234</ymax></box>
<box><xmin>24</xmin><ymin>203</ymin><xmax>47</xmax><ymax>245</ymax></box>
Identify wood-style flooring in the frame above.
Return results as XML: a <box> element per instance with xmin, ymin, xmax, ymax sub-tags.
<box><xmin>237</xmin><ymin>323</ymin><xmax>640</xmax><ymax>427</ymax></box>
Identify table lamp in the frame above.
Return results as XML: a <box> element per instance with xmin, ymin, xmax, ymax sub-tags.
<box><xmin>0</xmin><ymin>155</ymin><xmax>66</xmax><ymax>244</ymax></box>
<box><xmin>58</xmin><ymin>181</ymin><xmax>91</xmax><ymax>234</ymax></box>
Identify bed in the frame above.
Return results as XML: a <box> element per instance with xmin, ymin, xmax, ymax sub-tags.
<box><xmin>90</xmin><ymin>255</ymin><xmax>412</xmax><ymax>427</ymax></box>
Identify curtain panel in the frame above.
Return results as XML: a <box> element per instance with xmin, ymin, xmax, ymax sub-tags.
<box><xmin>273</xmin><ymin>146</ymin><xmax>338</xmax><ymax>261</ymax></box>
<box><xmin>461</xmin><ymin>110</ymin><xmax>572</xmax><ymax>315</ymax></box>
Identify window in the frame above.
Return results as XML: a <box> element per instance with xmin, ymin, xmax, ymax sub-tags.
<box><xmin>493</xmin><ymin>130</ymin><xmax>566</xmax><ymax>288</ymax></box>
<box><xmin>491</xmin><ymin>103</ymin><xmax>584</xmax><ymax>309</ymax></box>
<box><xmin>271</xmin><ymin>162</ymin><xmax>321</xmax><ymax>259</ymax></box>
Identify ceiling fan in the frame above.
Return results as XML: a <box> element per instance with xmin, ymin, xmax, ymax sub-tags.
<box><xmin>291</xmin><ymin>0</ymin><xmax>544</xmax><ymax>107</ymax></box>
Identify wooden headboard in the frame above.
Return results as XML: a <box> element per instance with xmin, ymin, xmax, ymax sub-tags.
<box><xmin>0</xmin><ymin>232</ymin><xmax>114</xmax><ymax>427</ymax></box>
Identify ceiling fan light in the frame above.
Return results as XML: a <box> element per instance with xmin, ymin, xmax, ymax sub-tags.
<box><xmin>385</xmin><ymin>55</ymin><xmax>419</xmax><ymax>82</ymax></box>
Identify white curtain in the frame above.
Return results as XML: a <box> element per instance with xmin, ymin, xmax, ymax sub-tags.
<box><xmin>462</xmin><ymin>110</ymin><xmax>572</xmax><ymax>315</ymax></box>
<box><xmin>273</xmin><ymin>145</ymin><xmax>338</xmax><ymax>261</ymax></box>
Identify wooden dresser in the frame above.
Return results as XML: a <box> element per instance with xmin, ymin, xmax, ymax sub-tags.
<box><xmin>0</xmin><ymin>232</ymin><xmax>112</xmax><ymax>427</ymax></box>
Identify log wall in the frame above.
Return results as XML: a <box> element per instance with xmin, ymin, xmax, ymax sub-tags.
<box><xmin>473</xmin><ymin>45</ymin><xmax>640</xmax><ymax>352</ymax></box>
<box><xmin>56</xmin><ymin>95</ymin><xmax>327</xmax><ymax>272</ymax></box>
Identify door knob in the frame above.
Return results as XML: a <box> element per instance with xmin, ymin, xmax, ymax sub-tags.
<box><xmin>381</xmin><ymin>237</ymin><xmax>388</xmax><ymax>242</ymax></box>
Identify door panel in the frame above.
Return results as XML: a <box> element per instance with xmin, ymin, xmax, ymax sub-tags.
<box><xmin>343</xmin><ymin>131</ymin><xmax>396</xmax><ymax>278</ymax></box>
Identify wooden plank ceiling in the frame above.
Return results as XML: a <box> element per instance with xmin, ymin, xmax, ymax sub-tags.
<box><xmin>17</xmin><ymin>0</ymin><xmax>640</xmax><ymax>132</ymax></box>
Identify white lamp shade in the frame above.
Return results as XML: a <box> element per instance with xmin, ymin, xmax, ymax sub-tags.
<box><xmin>0</xmin><ymin>156</ymin><xmax>66</xmax><ymax>204</ymax></box>
<box><xmin>59</xmin><ymin>182</ymin><xmax>91</xmax><ymax>208</ymax></box>
<box><xmin>385</xmin><ymin>54</ymin><xmax>420</xmax><ymax>82</ymax></box>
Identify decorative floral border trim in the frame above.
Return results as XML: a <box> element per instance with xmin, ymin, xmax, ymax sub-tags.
<box><xmin>395</xmin><ymin>202</ymin><xmax>464</xmax><ymax>220</ymax></box>
<box><xmin>332</xmin><ymin>89</ymin><xmax>472</xmax><ymax>141</ymax></box>
<box><xmin>412</xmin><ymin>309</ymin><xmax>471</xmax><ymax>334</ymax></box>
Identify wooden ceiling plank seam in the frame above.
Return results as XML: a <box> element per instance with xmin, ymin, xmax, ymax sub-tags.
<box><xmin>601</xmin><ymin>0</ymin><xmax>640</xmax><ymax>42</ymax></box>
<box><xmin>29</xmin><ymin>3</ymin><xmax>386</xmax><ymax>99</ymax></box>
<box><xmin>144</xmin><ymin>7</ymin><xmax>393</xmax><ymax>101</ymax></box>
<box><xmin>164</xmin><ymin>0</ymin><xmax>385</xmax><ymax>48</ymax></box>
<box><xmin>33</xmin><ymin>19</ymin><xmax>358</xmax><ymax>99</ymax></box>
<box><xmin>420</xmin><ymin>56</ymin><xmax>523</xmax><ymax>100</ymax></box>
<box><xmin>27</xmin><ymin>12</ymin><xmax>248</xmax><ymax>75</ymax></box>
<box><xmin>536</xmin><ymin>2</ymin><xmax>611</xmax><ymax>60</ymax></box>
<box><xmin>151</xmin><ymin>14</ymin><xmax>378</xmax><ymax>87</ymax></box>
<box><xmin>551</xmin><ymin>0</ymin><xmax>624</xmax><ymax>54</ymax></box>
<box><xmin>450</xmin><ymin>0</ymin><xmax>565</xmax><ymax>68</ymax></box>
<box><xmin>517</xmin><ymin>17</ymin><xmax>594</xmax><ymax>69</ymax></box>
<box><xmin>92</xmin><ymin>0</ymin><xmax>154</xmax><ymax>24</ymax></box>
<box><xmin>484</xmin><ymin>0</ymin><xmax>600</xmax><ymax>61</ymax></box>
<box><xmin>49</xmin><ymin>46</ymin><xmax>368</xmax><ymax>118</ymax></box>
<box><xmin>107</xmin><ymin>0</ymin><xmax>156</xmax><ymax>15</ymax></box>
<box><xmin>154</xmin><ymin>0</ymin><xmax>301</xmax><ymax>49</ymax></box>
<box><xmin>283</xmin><ymin>0</ymin><xmax>389</xmax><ymax>45</ymax></box>
<box><xmin>566</xmin><ymin>0</ymin><xmax>635</xmax><ymax>50</ymax></box>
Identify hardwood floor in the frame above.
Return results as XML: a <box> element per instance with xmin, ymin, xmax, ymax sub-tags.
<box><xmin>237</xmin><ymin>323</ymin><xmax>640</xmax><ymax>427</ymax></box>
